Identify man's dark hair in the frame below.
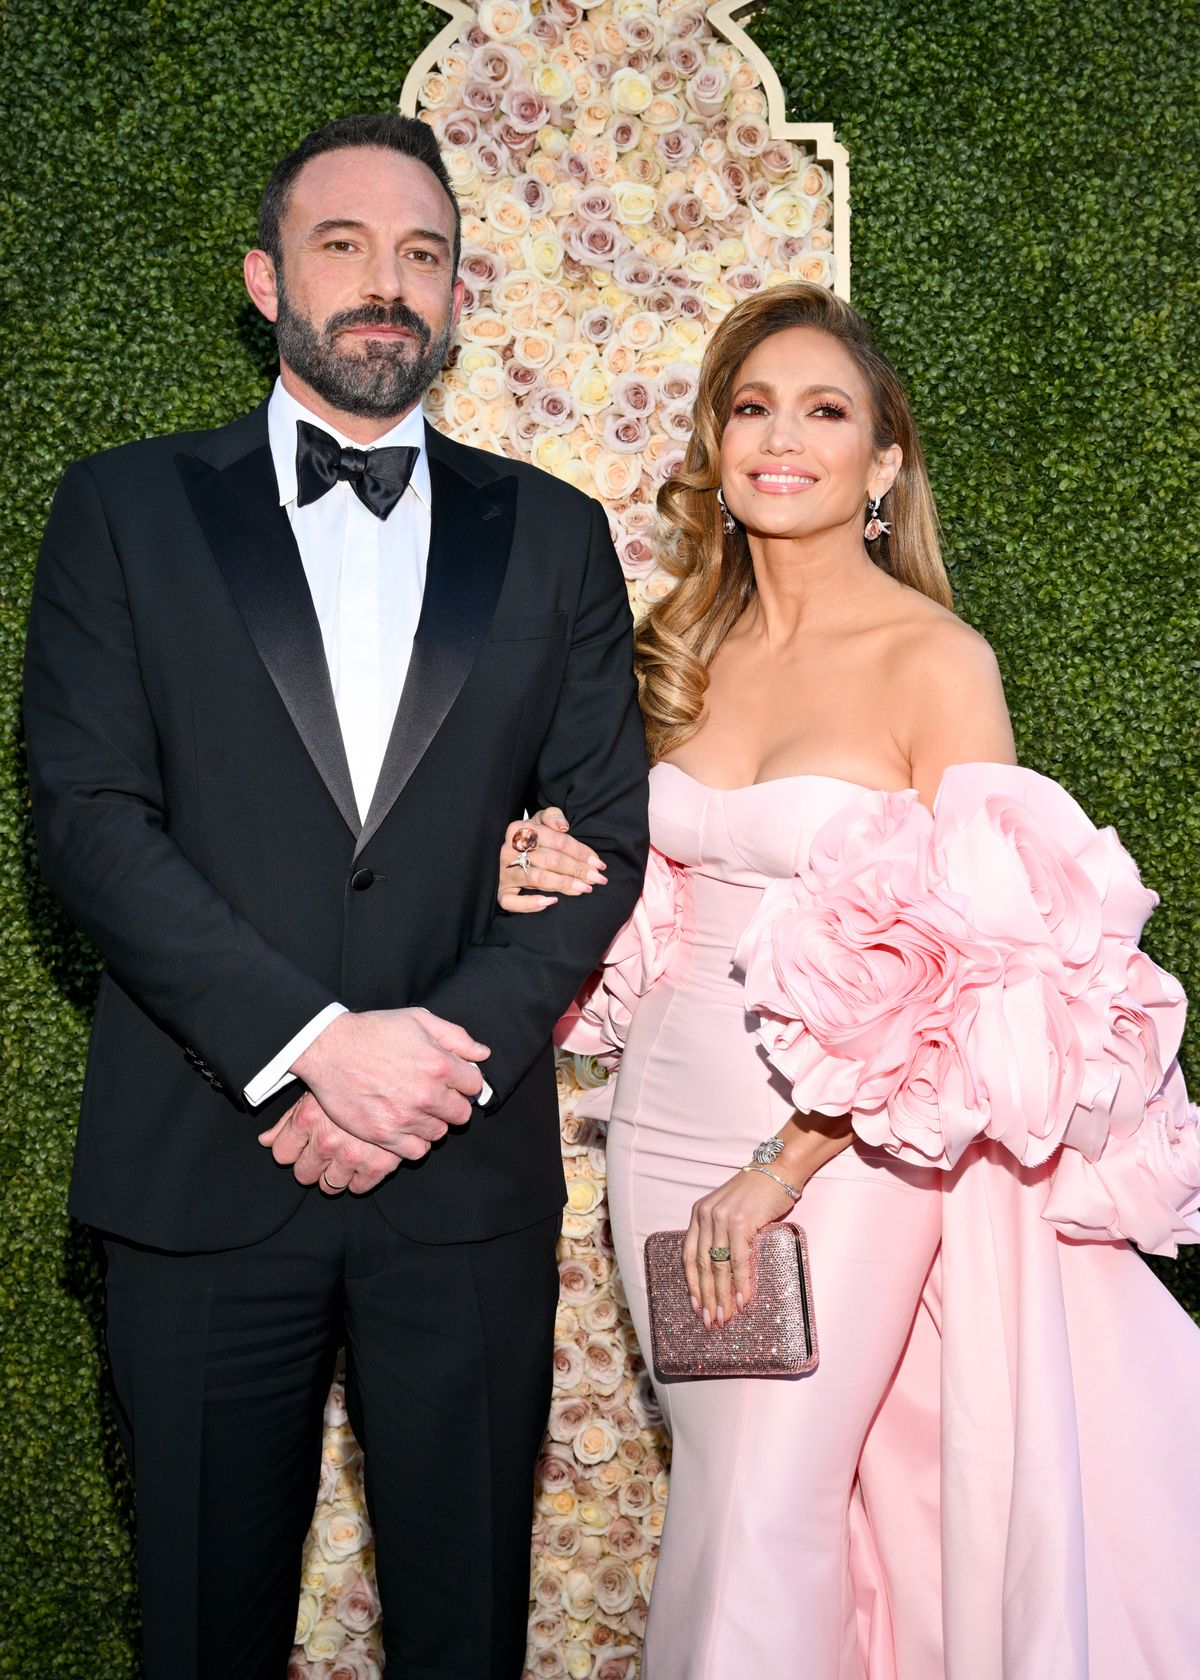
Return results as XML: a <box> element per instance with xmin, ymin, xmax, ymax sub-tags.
<box><xmin>258</xmin><ymin>113</ymin><xmax>461</xmax><ymax>272</ymax></box>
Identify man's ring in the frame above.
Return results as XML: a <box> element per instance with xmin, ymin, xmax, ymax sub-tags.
<box><xmin>321</xmin><ymin>1171</ymin><xmax>350</xmax><ymax>1193</ymax></box>
<box><xmin>709</xmin><ymin>1245</ymin><xmax>732</xmax><ymax>1263</ymax></box>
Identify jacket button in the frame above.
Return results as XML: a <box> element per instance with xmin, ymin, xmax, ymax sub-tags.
<box><xmin>350</xmin><ymin>868</ymin><xmax>375</xmax><ymax>892</ymax></box>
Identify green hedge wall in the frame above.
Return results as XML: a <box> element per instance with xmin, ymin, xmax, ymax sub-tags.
<box><xmin>1</xmin><ymin>0</ymin><xmax>1196</xmax><ymax>1668</ymax></box>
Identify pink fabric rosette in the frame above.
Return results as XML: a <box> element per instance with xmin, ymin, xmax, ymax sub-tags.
<box><xmin>555</xmin><ymin>846</ymin><xmax>689</xmax><ymax>1067</ymax></box>
<box><xmin>739</xmin><ymin>763</ymin><xmax>1198</xmax><ymax>1252</ymax></box>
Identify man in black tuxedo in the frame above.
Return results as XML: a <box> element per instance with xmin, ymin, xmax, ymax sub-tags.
<box><xmin>24</xmin><ymin>113</ymin><xmax>648</xmax><ymax>1679</ymax></box>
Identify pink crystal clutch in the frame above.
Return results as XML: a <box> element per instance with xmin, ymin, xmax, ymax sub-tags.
<box><xmin>644</xmin><ymin>1225</ymin><xmax>818</xmax><ymax>1379</ymax></box>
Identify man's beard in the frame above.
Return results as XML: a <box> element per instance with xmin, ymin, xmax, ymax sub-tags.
<box><xmin>274</xmin><ymin>279</ymin><xmax>454</xmax><ymax>420</ymax></box>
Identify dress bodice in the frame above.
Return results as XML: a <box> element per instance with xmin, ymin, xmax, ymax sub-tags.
<box><xmin>649</xmin><ymin>761</ymin><xmax>891</xmax><ymax>885</ymax></box>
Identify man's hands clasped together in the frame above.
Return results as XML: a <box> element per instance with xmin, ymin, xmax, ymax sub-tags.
<box><xmin>258</xmin><ymin>1005</ymin><xmax>490</xmax><ymax>1196</ymax></box>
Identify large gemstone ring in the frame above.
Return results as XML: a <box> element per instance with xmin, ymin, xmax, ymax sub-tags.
<box><xmin>709</xmin><ymin>1245</ymin><xmax>732</xmax><ymax>1263</ymax></box>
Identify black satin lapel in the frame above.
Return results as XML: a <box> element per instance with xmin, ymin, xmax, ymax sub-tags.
<box><xmin>177</xmin><ymin>447</ymin><xmax>360</xmax><ymax>836</ymax></box>
<box><xmin>357</xmin><ymin>461</ymin><xmax>517</xmax><ymax>854</ymax></box>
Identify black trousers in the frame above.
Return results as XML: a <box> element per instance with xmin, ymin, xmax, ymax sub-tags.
<box><xmin>103</xmin><ymin>1191</ymin><xmax>561</xmax><ymax>1680</ymax></box>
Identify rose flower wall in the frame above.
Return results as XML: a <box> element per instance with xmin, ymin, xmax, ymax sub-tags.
<box><xmin>290</xmin><ymin>0</ymin><xmax>845</xmax><ymax>1673</ymax></box>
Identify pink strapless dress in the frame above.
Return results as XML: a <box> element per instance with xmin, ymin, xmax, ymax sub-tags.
<box><xmin>562</xmin><ymin>763</ymin><xmax>1200</xmax><ymax>1680</ymax></box>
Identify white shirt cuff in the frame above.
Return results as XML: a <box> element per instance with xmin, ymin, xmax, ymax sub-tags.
<box><xmin>243</xmin><ymin>1002</ymin><xmax>349</xmax><ymax>1107</ymax></box>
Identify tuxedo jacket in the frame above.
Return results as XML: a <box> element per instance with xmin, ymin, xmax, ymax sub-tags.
<box><xmin>24</xmin><ymin>403</ymin><xmax>649</xmax><ymax>1252</ymax></box>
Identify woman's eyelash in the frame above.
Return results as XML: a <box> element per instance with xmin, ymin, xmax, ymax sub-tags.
<box><xmin>730</xmin><ymin>399</ymin><xmax>849</xmax><ymax>418</ymax></box>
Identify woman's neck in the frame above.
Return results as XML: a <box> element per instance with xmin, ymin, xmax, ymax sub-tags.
<box><xmin>741</xmin><ymin>530</ymin><xmax>891</xmax><ymax>648</ymax></box>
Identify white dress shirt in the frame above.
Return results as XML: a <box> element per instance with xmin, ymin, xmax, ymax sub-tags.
<box><xmin>244</xmin><ymin>380</ymin><xmax>431</xmax><ymax>1106</ymax></box>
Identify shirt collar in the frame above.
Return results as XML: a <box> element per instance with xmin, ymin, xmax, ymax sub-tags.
<box><xmin>267</xmin><ymin>377</ymin><xmax>431</xmax><ymax>512</ymax></box>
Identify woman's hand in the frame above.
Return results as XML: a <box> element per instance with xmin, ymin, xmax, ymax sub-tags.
<box><xmin>683</xmin><ymin>1169</ymin><xmax>795</xmax><ymax>1329</ymax></box>
<box><xmin>683</xmin><ymin>1114</ymin><xmax>855</xmax><ymax>1327</ymax></box>
<box><xmin>497</xmin><ymin>807</ymin><xmax>608</xmax><ymax>913</ymax></box>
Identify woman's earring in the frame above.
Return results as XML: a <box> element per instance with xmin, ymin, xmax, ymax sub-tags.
<box><xmin>864</xmin><ymin>495</ymin><xmax>891</xmax><ymax>542</ymax></box>
<box><xmin>716</xmin><ymin>487</ymin><xmax>736</xmax><ymax>535</ymax></box>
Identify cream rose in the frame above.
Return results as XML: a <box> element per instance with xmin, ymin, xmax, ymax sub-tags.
<box><xmin>612</xmin><ymin>180</ymin><xmax>658</xmax><ymax>227</ymax></box>
<box><xmin>315</xmin><ymin>1505</ymin><xmax>370</xmax><ymax>1566</ymax></box>
<box><xmin>610</xmin><ymin>66</ymin><xmax>653</xmax><ymax>114</ymax></box>
<box><xmin>562</xmin><ymin>1567</ymin><xmax>597</xmax><ymax>1622</ymax></box>
<box><xmin>573</xmin><ymin>1417</ymin><xmax>620</xmax><ymax>1465</ymax></box>
<box><xmin>294</xmin><ymin>1592</ymin><xmax>321</xmax><ymax>1646</ymax></box>
<box><xmin>304</xmin><ymin>1617</ymin><xmax>347</xmax><ymax>1661</ymax></box>
<box><xmin>530</xmin><ymin>434</ymin><xmax>571</xmax><ymax>476</ymax></box>
<box><xmin>420</xmin><ymin>72</ymin><xmax>450</xmax><ymax>110</ymax></box>
<box><xmin>566</xmin><ymin>1643</ymin><xmax>594</xmax><ymax>1680</ymax></box>
<box><xmin>591</xmin><ymin>451</ymin><xmax>642</xmax><ymax>501</ymax></box>
<box><xmin>755</xmin><ymin>183</ymin><xmax>814</xmax><ymax>237</ymax></box>
<box><xmin>478</xmin><ymin>0</ymin><xmax>532</xmax><ymax>42</ymax></box>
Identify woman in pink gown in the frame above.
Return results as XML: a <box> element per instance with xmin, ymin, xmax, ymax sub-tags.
<box><xmin>498</xmin><ymin>283</ymin><xmax>1200</xmax><ymax>1679</ymax></box>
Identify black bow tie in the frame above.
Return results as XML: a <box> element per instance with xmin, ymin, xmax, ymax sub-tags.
<box><xmin>295</xmin><ymin>420</ymin><xmax>419</xmax><ymax>520</ymax></box>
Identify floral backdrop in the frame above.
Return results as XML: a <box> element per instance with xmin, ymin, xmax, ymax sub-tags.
<box><xmin>288</xmin><ymin>1</ymin><xmax>839</xmax><ymax>1673</ymax></box>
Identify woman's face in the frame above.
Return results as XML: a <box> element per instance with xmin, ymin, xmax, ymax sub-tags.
<box><xmin>718</xmin><ymin>325</ymin><xmax>899</xmax><ymax>543</ymax></box>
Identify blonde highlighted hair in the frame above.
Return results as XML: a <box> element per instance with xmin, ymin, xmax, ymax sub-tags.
<box><xmin>636</xmin><ymin>282</ymin><xmax>951</xmax><ymax>764</ymax></box>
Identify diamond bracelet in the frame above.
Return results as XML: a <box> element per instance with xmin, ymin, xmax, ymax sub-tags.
<box><xmin>740</xmin><ymin>1163</ymin><xmax>802</xmax><ymax>1202</ymax></box>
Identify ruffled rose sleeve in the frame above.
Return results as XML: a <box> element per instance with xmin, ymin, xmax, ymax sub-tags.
<box><xmin>737</xmin><ymin>764</ymin><xmax>1199</xmax><ymax>1255</ymax></box>
<box><xmin>555</xmin><ymin>846</ymin><xmax>688</xmax><ymax>1067</ymax></box>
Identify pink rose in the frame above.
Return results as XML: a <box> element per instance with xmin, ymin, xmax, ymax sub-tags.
<box><xmin>494</xmin><ymin>120</ymin><xmax>536</xmax><ymax>156</ymax></box>
<box><xmin>594</xmin><ymin>1653</ymin><xmax>638</xmax><ymax>1680</ymax></box>
<box><xmin>617</xmin><ymin>532</ymin><xmax>657</xmax><ymax>579</ymax></box>
<box><xmin>728</xmin><ymin>116</ymin><xmax>768</xmax><ymax>157</ymax></box>
<box><xmin>578</xmin><ymin>184</ymin><xmax>616</xmax><ymax>223</ymax></box>
<box><xmin>666</xmin><ymin>190</ymin><xmax>705</xmax><ymax>232</ymax></box>
<box><xmin>334</xmin><ymin>1570</ymin><xmax>380</xmax><ymax>1636</ymax></box>
<box><xmin>467</xmin><ymin>42</ymin><xmax>520</xmax><ymax>84</ymax></box>
<box><xmin>658</xmin><ymin>362</ymin><xmax>698</xmax><ymax>404</ymax></box>
<box><xmin>658</xmin><ymin>125</ymin><xmax>697</xmax><ymax>164</ymax></box>
<box><xmin>613</xmin><ymin>250</ymin><xmax>658</xmax><ymax>292</ymax></box>
<box><xmin>723</xmin><ymin>263</ymin><xmax>764</xmax><ymax>297</ymax></box>
<box><xmin>720</xmin><ymin>158</ymin><xmax>752</xmax><ymax>199</ymax></box>
<box><xmin>504</xmin><ymin>361</ymin><xmax>540</xmax><ymax>394</ymax></box>
<box><xmin>471</xmin><ymin>137</ymin><xmax>506</xmax><ymax>177</ymax></box>
<box><xmin>537</xmin><ymin>1442</ymin><xmax>578</xmax><ymax>1485</ymax></box>
<box><xmin>527</xmin><ymin>1610</ymin><xmax>568</xmax><ymax>1651</ymax></box>
<box><xmin>556</xmin><ymin>1260</ymin><xmax>596</xmax><ymax>1305</ymax></box>
<box><xmin>652</xmin><ymin>63</ymin><xmax>680</xmax><ymax>93</ymax></box>
<box><xmin>327</xmin><ymin>1646</ymin><xmax>381</xmax><ymax>1680</ymax></box>
<box><xmin>460</xmin><ymin>81</ymin><xmax>500</xmax><ymax>114</ymax></box>
<box><xmin>527</xmin><ymin>387</ymin><xmax>579</xmax><ymax>434</ymax></box>
<box><xmin>611</xmin><ymin>116</ymin><xmax>642</xmax><ymax>152</ymax></box>
<box><xmin>759</xmin><ymin>139</ymin><xmax>798</xmax><ymax>178</ymax></box>
<box><xmin>611</xmin><ymin>373</ymin><xmax>654</xmax><ymax>414</ymax></box>
<box><xmin>579</xmin><ymin>306</ymin><xmax>615</xmax><ymax>345</ymax></box>
<box><xmin>529</xmin><ymin>15</ymin><xmax>561</xmax><ymax>46</ymax></box>
<box><xmin>514</xmin><ymin>173</ymin><xmax>552</xmax><ymax>214</ymax></box>
<box><xmin>552</xmin><ymin>1339</ymin><xmax>586</xmax><ymax>1389</ymax></box>
<box><xmin>459</xmin><ymin>245</ymin><xmax>505</xmax><ymax>287</ymax></box>
<box><xmin>687</xmin><ymin>65</ymin><xmax>729</xmax><ymax>115</ymax></box>
<box><xmin>501</xmin><ymin>85</ymin><xmax>550</xmax><ymax>132</ymax></box>
<box><xmin>606</xmin><ymin>1515</ymin><xmax>649</xmax><ymax>1560</ymax></box>
<box><xmin>438</xmin><ymin>111</ymin><xmax>479</xmax><ymax>148</ymax></box>
<box><xmin>667</xmin><ymin>40</ymin><xmax>704</xmax><ymax>75</ymax></box>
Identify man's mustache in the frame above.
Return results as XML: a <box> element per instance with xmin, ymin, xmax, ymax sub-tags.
<box><xmin>324</xmin><ymin>302</ymin><xmax>432</xmax><ymax>347</ymax></box>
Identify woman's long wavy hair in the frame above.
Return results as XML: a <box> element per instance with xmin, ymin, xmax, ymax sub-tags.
<box><xmin>636</xmin><ymin>282</ymin><xmax>951</xmax><ymax>764</ymax></box>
